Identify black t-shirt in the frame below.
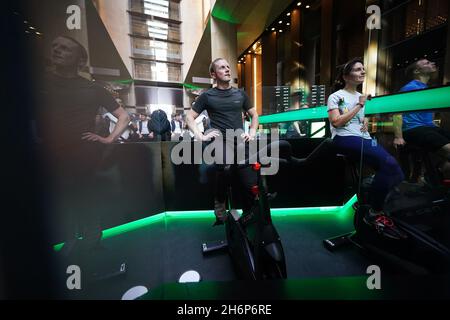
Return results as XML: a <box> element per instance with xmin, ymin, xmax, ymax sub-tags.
<box><xmin>192</xmin><ymin>87</ymin><xmax>251</xmax><ymax>136</ymax></box>
<box><xmin>37</xmin><ymin>72</ymin><xmax>119</xmax><ymax>150</ymax></box>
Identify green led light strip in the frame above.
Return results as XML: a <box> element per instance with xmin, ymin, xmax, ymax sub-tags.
<box><xmin>182</xmin><ymin>83</ymin><xmax>203</xmax><ymax>90</ymax></box>
<box><xmin>53</xmin><ymin>195</ymin><xmax>357</xmax><ymax>251</ymax></box>
<box><xmin>112</xmin><ymin>79</ymin><xmax>134</xmax><ymax>84</ymax></box>
<box><xmin>365</xmin><ymin>86</ymin><xmax>450</xmax><ymax>115</ymax></box>
<box><xmin>259</xmin><ymin>107</ymin><xmax>328</xmax><ymax>124</ymax></box>
<box><xmin>259</xmin><ymin>86</ymin><xmax>450</xmax><ymax>125</ymax></box>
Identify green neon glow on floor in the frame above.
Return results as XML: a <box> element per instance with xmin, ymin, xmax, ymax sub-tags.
<box><xmin>53</xmin><ymin>213</ymin><xmax>164</xmax><ymax>252</ymax></box>
<box><xmin>259</xmin><ymin>86</ymin><xmax>450</xmax><ymax>124</ymax></box>
<box><xmin>53</xmin><ymin>195</ymin><xmax>357</xmax><ymax>251</ymax></box>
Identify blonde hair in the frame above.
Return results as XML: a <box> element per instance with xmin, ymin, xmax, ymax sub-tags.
<box><xmin>209</xmin><ymin>58</ymin><xmax>225</xmax><ymax>74</ymax></box>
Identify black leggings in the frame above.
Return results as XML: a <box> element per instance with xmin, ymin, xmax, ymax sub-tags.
<box><xmin>200</xmin><ymin>140</ymin><xmax>258</xmax><ymax>214</ymax></box>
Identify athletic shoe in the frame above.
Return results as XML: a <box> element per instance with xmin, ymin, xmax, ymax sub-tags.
<box><xmin>363</xmin><ymin>211</ymin><xmax>408</xmax><ymax>240</ymax></box>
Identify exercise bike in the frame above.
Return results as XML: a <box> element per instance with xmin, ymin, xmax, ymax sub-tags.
<box><xmin>201</xmin><ymin>138</ymin><xmax>336</xmax><ymax>280</ymax></box>
<box><xmin>201</xmin><ymin>140</ymin><xmax>303</xmax><ymax>280</ymax></box>
<box><xmin>324</xmin><ymin>146</ymin><xmax>450</xmax><ymax>274</ymax></box>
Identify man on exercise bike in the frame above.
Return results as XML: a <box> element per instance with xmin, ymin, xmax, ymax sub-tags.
<box><xmin>393</xmin><ymin>59</ymin><xmax>450</xmax><ymax>183</ymax></box>
<box><xmin>185</xmin><ymin>58</ymin><xmax>260</xmax><ymax>225</ymax></box>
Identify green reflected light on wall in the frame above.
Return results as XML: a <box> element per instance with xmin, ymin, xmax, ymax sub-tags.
<box><xmin>53</xmin><ymin>196</ymin><xmax>357</xmax><ymax>251</ymax></box>
<box><xmin>259</xmin><ymin>86</ymin><xmax>450</xmax><ymax>125</ymax></box>
<box><xmin>183</xmin><ymin>83</ymin><xmax>203</xmax><ymax>91</ymax></box>
<box><xmin>211</xmin><ymin>6</ymin><xmax>239</xmax><ymax>24</ymax></box>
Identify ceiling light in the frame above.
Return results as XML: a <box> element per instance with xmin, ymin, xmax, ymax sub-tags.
<box><xmin>271</xmin><ymin>27</ymin><xmax>275</xmax><ymax>31</ymax></box>
<box><xmin>306</xmin><ymin>5</ymin><xmax>310</xmax><ymax>8</ymax></box>
<box><xmin>279</xmin><ymin>20</ymin><xmax>282</xmax><ymax>24</ymax></box>
<box><xmin>287</xmin><ymin>13</ymin><xmax>291</xmax><ymax>16</ymax></box>
<box><xmin>297</xmin><ymin>2</ymin><xmax>301</xmax><ymax>6</ymax></box>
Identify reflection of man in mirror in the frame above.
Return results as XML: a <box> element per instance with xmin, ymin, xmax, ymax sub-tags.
<box><xmin>36</xmin><ymin>36</ymin><xmax>130</xmax><ymax>256</ymax></box>
<box><xmin>393</xmin><ymin>59</ymin><xmax>450</xmax><ymax>181</ymax></box>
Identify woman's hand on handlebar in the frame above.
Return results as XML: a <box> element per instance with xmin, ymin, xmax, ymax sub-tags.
<box><xmin>358</xmin><ymin>95</ymin><xmax>367</xmax><ymax>108</ymax></box>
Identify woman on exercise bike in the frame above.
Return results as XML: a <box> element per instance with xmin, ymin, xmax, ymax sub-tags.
<box><xmin>327</xmin><ymin>58</ymin><xmax>406</xmax><ymax>240</ymax></box>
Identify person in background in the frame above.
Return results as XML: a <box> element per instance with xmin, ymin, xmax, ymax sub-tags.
<box><xmin>137</xmin><ymin>113</ymin><xmax>154</xmax><ymax>141</ymax></box>
<box><xmin>393</xmin><ymin>59</ymin><xmax>450</xmax><ymax>181</ymax></box>
<box><xmin>171</xmin><ymin>113</ymin><xmax>183</xmax><ymax>141</ymax></box>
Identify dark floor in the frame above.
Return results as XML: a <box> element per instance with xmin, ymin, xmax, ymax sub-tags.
<box><xmin>52</xmin><ymin>210</ymin><xmax>448</xmax><ymax>300</ymax></box>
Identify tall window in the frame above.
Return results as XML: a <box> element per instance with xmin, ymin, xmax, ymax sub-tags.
<box><xmin>130</xmin><ymin>0</ymin><xmax>180</xmax><ymax>20</ymax></box>
<box><xmin>129</xmin><ymin>0</ymin><xmax>182</xmax><ymax>83</ymax></box>
<box><xmin>132</xmin><ymin>38</ymin><xmax>182</xmax><ymax>62</ymax></box>
<box><xmin>134</xmin><ymin>60</ymin><xmax>182</xmax><ymax>82</ymax></box>
<box><xmin>130</xmin><ymin>15</ymin><xmax>181</xmax><ymax>41</ymax></box>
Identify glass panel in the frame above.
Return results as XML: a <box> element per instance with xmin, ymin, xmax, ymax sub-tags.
<box><xmin>132</xmin><ymin>38</ymin><xmax>182</xmax><ymax>62</ymax></box>
<box><xmin>250</xmin><ymin>86</ymin><xmax>329</xmax><ymax>139</ymax></box>
<box><xmin>359</xmin><ymin>86</ymin><xmax>450</xmax><ymax>223</ymax></box>
<box><xmin>130</xmin><ymin>0</ymin><xmax>180</xmax><ymax>20</ymax></box>
<box><xmin>130</xmin><ymin>15</ymin><xmax>181</xmax><ymax>41</ymax></box>
<box><xmin>381</xmin><ymin>0</ymin><xmax>448</xmax><ymax>47</ymax></box>
<box><xmin>134</xmin><ymin>60</ymin><xmax>182</xmax><ymax>82</ymax></box>
<box><xmin>378</xmin><ymin>0</ymin><xmax>448</xmax><ymax>93</ymax></box>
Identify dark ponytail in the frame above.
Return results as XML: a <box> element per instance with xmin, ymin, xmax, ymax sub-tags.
<box><xmin>333</xmin><ymin>57</ymin><xmax>364</xmax><ymax>93</ymax></box>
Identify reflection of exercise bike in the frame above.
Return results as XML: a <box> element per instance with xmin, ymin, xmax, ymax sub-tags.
<box><xmin>202</xmin><ymin>141</ymin><xmax>300</xmax><ymax>280</ymax></box>
<box><xmin>324</xmin><ymin>146</ymin><xmax>450</xmax><ymax>274</ymax></box>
